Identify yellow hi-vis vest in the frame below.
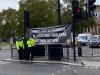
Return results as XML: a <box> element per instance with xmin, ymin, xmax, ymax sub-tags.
<box><xmin>27</xmin><ymin>39</ymin><xmax>34</xmax><ymax>47</ymax></box>
<box><xmin>30</xmin><ymin>38</ymin><xmax>35</xmax><ymax>46</ymax></box>
<box><xmin>16</xmin><ymin>40</ymin><xmax>24</xmax><ymax>50</ymax></box>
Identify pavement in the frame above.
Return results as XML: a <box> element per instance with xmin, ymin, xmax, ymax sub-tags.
<box><xmin>78</xmin><ymin>57</ymin><xmax>100</xmax><ymax>67</ymax></box>
<box><xmin>3</xmin><ymin>58</ymin><xmax>82</xmax><ymax>66</ymax></box>
<box><xmin>3</xmin><ymin>56</ymin><xmax>100</xmax><ymax>67</ymax></box>
<box><xmin>1</xmin><ymin>49</ymin><xmax>100</xmax><ymax>67</ymax></box>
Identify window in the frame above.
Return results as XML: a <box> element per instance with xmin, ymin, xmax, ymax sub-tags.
<box><xmin>88</xmin><ymin>28</ymin><xmax>90</xmax><ymax>32</ymax></box>
<box><xmin>98</xmin><ymin>28</ymin><xmax>100</xmax><ymax>33</ymax></box>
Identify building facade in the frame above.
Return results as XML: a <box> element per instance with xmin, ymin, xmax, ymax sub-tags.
<box><xmin>89</xmin><ymin>5</ymin><xmax>100</xmax><ymax>35</ymax></box>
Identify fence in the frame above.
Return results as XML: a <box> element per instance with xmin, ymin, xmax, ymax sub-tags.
<box><xmin>63</xmin><ymin>46</ymin><xmax>100</xmax><ymax>57</ymax></box>
<box><xmin>10</xmin><ymin>45</ymin><xmax>100</xmax><ymax>61</ymax></box>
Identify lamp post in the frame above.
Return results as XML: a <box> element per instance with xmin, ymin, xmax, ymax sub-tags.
<box><xmin>23</xmin><ymin>5</ymin><xmax>30</xmax><ymax>50</ymax></box>
<box><xmin>58</xmin><ymin>0</ymin><xmax>61</xmax><ymax>25</ymax></box>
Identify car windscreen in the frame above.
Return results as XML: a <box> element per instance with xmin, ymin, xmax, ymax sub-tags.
<box><xmin>78</xmin><ymin>36</ymin><xmax>87</xmax><ymax>40</ymax></box>
<box><xmin>90</xmin><ymin>37</ymin><xmax>100</xmax><ymax>41</ymax></box>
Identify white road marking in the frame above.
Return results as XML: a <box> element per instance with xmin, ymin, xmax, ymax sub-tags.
<box><xmin>51</xmin><ymin>74</ymin><xmax>55</xmax><ymax>75</ymax></box>
<box><xmin>84</xmin><ymin>67</ymin><xmax>88</xmax><ymax>68</ymax></box>
<box><xmin>67</xmin><ymin>68</ymin><xmax>70</xmax><ymax>69</ymax></box>
<box><xmin>90</xmin><ymin>67</ymin><xmax>94</xmax><ymax>68</ymax></box>
<box><xmin>62</xmin><ymin>69</ymin><xmax>66</xmax><ymax>71</ymax></box>
<box><xmin>57</xmin><ymin>70</ymin><xmax>61</xmax><ymax>74</ymax></box>
<box><xmin>94</xmin><ymin>67</ymin><xmax>98</xmax><ymax>69</ymax></box>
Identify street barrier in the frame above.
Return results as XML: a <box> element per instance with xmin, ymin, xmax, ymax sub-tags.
<box><xmin>34</xmin><ymin>45</ymin><xmax>45</xmax><ymax>56</ymax></box>
<box><xmin>78</xmin><ymin>47</ymin><xmax>82</xmax><ymax>56</ymax></box>
<box><xmin>48</xmin><ymin>44</ymin><xmax>63</xmax><ymax>60</ymax></box>
<box><xmin>10</xmin><ymin>44</ymin><xmax>100</xmax><ymax>62</ymax></box>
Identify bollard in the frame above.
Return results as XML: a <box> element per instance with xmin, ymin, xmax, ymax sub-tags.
<box><xmin>78</xmin><ymin>47</ymin><xmax>82</xmax><ymax>56</ymax></box>
<box><xmin>11</xmin><ymin>45</ymin><xmax>13</xmax><ymax>59</ymax></box>
<box><xmin>67</xmin><ymin>47</ymin><xmax>69</xmax><ymax>61</ymax></box>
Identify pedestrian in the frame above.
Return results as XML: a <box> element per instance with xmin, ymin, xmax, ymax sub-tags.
<box><xmin>30</xmin><ymin>36</ymin><xmax>35</xmax><ymax>61</ymax></box>
<box><xmin>16</xmin><ymin>37</ymin><xmax>24</xmax><ymax>60</ymax></box>
<box><xmin>66</xmin><ymin>39</ymin><xmax>70</xmax><ymax>48</ymax></box>
<box><xmin>26</xmin><ymin>36</ymin><xmax>35</xmax><ymax>61</ymax></box>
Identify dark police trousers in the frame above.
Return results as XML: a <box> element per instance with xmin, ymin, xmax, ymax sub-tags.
<box><xmin>18</xmin><ymin>47</ymin><xmax>23</xmax><ymax>60</ymax></box>
<box><xmin>26</xmin><ymin>47</ymin><xmax>34</xmax><ymax>61</ymax></box>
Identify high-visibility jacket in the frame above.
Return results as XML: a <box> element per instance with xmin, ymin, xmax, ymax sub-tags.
<box><xmin>27</xmin><ymin>38</ymin><xmax>35</xmax><ymax>48</ymax></box>
<box><xmin>30</xmin><ymin>38</ymin><xmax>35</xmax><ymax>46</ymax></box>
<box><xmin>16</xmin><ymin>40</ymin><xmax>24</xmax><ymax>50</ymax></box>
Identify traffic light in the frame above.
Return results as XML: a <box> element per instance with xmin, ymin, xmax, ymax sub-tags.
<box><xmin>88</xmin><ymin>0</ymin><xmax>96</xmax><ymax>17</ymax></box>
<box><xmin>75</xmin><ymin>7</ymin><xmax>82</xmax><ymax>19</ymax></box>
<box><xmin>24</xmin><ymin>10</ymin><xmax>30</xmax><ymax>28</ymax></box>
<box><xmin>72</xmin><ymin>1</ymin><xmax>82</xmax><ymax>22</ymax></box>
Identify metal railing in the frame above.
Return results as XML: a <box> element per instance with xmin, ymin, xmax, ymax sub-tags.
<box><xmin>10</xmin><ymin>45</ymin><xmax>100</xmax><ymax>62</ymax></box>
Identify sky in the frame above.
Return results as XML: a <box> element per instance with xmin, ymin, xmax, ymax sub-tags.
<box><xmin>0</xmin><ymin>0</ymin><xmax>20</xmax><ymax>11</ymax></box>
<box><xmin>0</xmin><ymin>0</ymin><xmax>99</xmax><ymax>11</ymax></box>
<box><xmin>95</xmin><ymin>0</ymin><xmax>100</xmax><ymax>5</ymax></box>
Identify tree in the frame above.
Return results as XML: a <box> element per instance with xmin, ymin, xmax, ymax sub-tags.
<box><xmin>17</xmin><ymin>0</ymin><xmax>60</xmax><ymax>36</ymax></box>
<box><xmin>62</xmin><ymin>0</ymin><xmax>96</xmax><ymax>33</ymax></box>
<box><xmin>0</xmin><ymin>8</ymin><xmax>17</xmax><ymax>38</ymax></box>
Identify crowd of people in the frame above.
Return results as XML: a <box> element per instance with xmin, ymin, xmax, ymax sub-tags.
<box><xmin>16</xmin><ymin>36</ymin><xmax>35</xmax><ymax>61</ymax></box>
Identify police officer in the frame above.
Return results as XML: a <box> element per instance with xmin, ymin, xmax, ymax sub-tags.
<box><xmin>16</xmin><ymin>38</ymin><xmax>24</xmax><ymax>60</ymax></box>
<box><xmin>30</xmin><ymin>36</ymin><xmax>35</xmax><ymax>61</ymax></box>
<box><xmin>27</xmin><ymin>36</ymin><xmax>35</xmax><ymax>61</ymax></box>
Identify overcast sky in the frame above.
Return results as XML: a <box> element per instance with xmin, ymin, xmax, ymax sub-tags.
<box><xmin>95</xmin><ymin>0</ymin><xmax>100</xmax><ymax>5</ymax></box>
<box><xmin>0</xmin><ymin>0</ymin><xmax>99</xmax><ymax>11</ymax></box>
<box><xmin>0</xmin><ymin>0</ymin><xmax>20</xmax><ymax>11</ymax></box>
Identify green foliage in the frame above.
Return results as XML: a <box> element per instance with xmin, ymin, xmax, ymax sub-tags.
<box><xmin>0</xmin><ymin>8</ymin><xmax>17</xmax><ymax>38</ymax></box>
<box><xmin>62</xmin><ymin>0</ymin><xmax>97</xmax><ymax>33</ymax></box>
<box><xmin>0</xmin><ymin>0</ymin><xmax>97</xmax><ymax>38</ymax></box>
<box><xmin>61</xmin><ymin>9</ymin><xmax>72</xmax><ymax>24</ymax></box>
<box><xmin>17</xmin><ymin>0</ymin><xmax>58</xmax><ymax>36</ymax></box>
<box><xmin>18</xmin><ymin>0</ymin><xmax>57</xmax><ymax>28</ymax></box>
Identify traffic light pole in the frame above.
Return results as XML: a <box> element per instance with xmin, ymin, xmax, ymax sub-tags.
<box><xmin>58</xmin><ymin>0</ymin><xmax>61</xmax><ymax>25</ymax></box>
<box><xmin>72</xmin><ymin>16</ymin><xmax>76</xmax><ymax>61</ymax></box>
<box><xmin>72</xmin><ymin>0</ymin><xmax>76</xmax><ymax>61</ymax></box>
<box><xmin>24</xmin><ymin>9</ymin><xmax>30</xmax><ymax>49</ymax></box>
<box><xmin>24</xmin><ymin>10</ymin><xmax>27</xmax><ymax>49</ymax></box>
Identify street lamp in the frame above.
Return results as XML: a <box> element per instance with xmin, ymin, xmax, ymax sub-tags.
<box><xmin>58</xmin><ymin>0</ymin><xmax>61</xmax><ymax>25</ymax></box>
<box><xmin>23</xmin><ymin>1</ymin><xmax>30</xmax><ymax>49</ymax></box>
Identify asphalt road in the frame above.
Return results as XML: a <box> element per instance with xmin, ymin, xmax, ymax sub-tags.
<box><xmin>0</xmin><ymin>61</ymin><xmax>99</xmax><ymax>75</ymax></box>
<box><xmin>0</xmin><ymin>47</ymin><xmax>100</xmax><ymax>75</ymax></box>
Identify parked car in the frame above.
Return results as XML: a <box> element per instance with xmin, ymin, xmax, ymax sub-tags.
<box><xmin>92</xmin><ymin>35</ymin><xmax>100</xmax><ymax>37</ymax></box>
<box><xmin>77</xmin><ymin>33</ymin><xmax>92</xmax><ymax>46</ymax></box>
<box><xmin>89</xmin><ymin>35</ymin><xmax>100</xmax><ymax>48</ymax></box>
